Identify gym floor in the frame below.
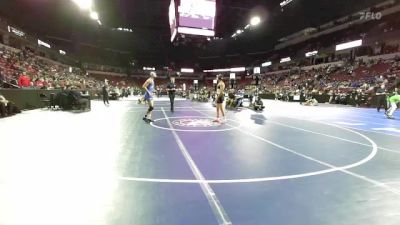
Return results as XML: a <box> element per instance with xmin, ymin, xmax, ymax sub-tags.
<box><xmin>1</xmin><ymin>97</ymin><xmax>400</xmax><ymax>225</ymax></box>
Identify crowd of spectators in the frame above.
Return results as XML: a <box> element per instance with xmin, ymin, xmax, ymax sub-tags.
<box><xmin>0</xmin><ymin>47</ymin><xmax>143</xmax><ymax>95</ymax></box>
<box><xmin>1</xmin><ymin>43</ymin><xmax>399</xmax><ymax>107</ymax></box>
<box><xmin>257</xmin><ymin>57</ymin><xmax>400</xmax><ymax>97</ymax></box>
<box><xmin>0</xmin><ymin>47</ymin><xmax>101</xmax><ymax>90</ymax></box>
<box><xmin>0</xmin><ymin>46</ymin><xmax>199</xmax><ymax>101</ymax></box>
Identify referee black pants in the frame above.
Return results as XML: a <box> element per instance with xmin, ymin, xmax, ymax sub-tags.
<box><xmin>0</xmin><ymin>102</ymin><xmax>5</xmax><ymax>117</ymax></box>
<box><xmin>103</xmin><ymin>93</ymin><xmax>109</xmax><ymax>105</ymax></box>
<box><xmin>169</xmin><ymin>93</ymin><xmax>175</xmax><ymax>111</ymax></box>
<box><xmin>376</xmin><ymin>95</ymin><xmax>387</xmax><ymax>112</ymax></box>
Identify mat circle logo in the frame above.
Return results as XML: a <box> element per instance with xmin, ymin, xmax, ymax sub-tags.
<box><xmin>172</xmin><ymin>118</ymin><xmax>217</xmax><ymax>127</ymax></box>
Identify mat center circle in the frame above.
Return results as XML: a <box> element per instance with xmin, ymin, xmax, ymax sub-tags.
<box><xmin>171</xmin><ymin>118</ymin><xmax>218</xmax><ymax>127</ymax></box>
<box><xmin>151</xmin><ymin>116</ymin><xmax>242</xmax><ymax>132</ymax></box>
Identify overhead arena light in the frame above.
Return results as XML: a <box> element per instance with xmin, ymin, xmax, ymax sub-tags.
<box><xmin>280</xmin><ymin>57</ymin><xmax>291</xmax><ymax>63</ymax></box>
<box><xmin>143</xmin><ymin>67</ymin><xmax>155</xmax><ymax>71</ymax></box>
<box><xmin>236</xmin><ymin>29</ymin><xmax>243</xmax><ymax>34</ymax></box>
<box><xmin>59</xmin><ymin>50</ymin><xmax>66</xmax><ymax>55</ymax></box>
<box><xmin>71</xmin><ymin>0</ymin><xmax>92</xmax><ymax>10</ymax></box>
<box><xmin>204</xmin><ymin>67</ymin><xmax>246</xmax><ymax>73</ymax></box>
<box><xmin>97</xmin><ymin>20</ymin><xmax>102</xmax><ymax>25</ymax></box>
<box><xmin>250</xmin><ymin>16</ymin><xmax>261</xmax><ymax>26</ymax></box>
<box><xmin>114</xmin><ymin>27</ymin><xmax>133</xmax><ymax>32</ymax></box>
<box><xmin>305</xmin><ymin>50</ymin><xmax>318</xmax><ymax>57</ymax></box>
<box><xmin>181</xmin><ymin>68</ymin><xmax>194</xmax><ymax>73</ymax></box>
<box><xmin>335</xmin><ymin>40</ymin><xmax>362</xmax><ymax>51</ymax></box>
<box><xmin>38</xmin><ymin>39</ymin><xmax>51</xmax><ymax>48</ymax></box>
<box><xmin>7</xmin><ymin>26</ymin><xmax>25</xmax><ymax>37</ymax></box>
<box><xmin>203</xmin><ymin>68</ymin><xmax>230</xmax><ymax>73</ymax></box>
<box><xmin>262</xmin><ymin>61</ymin><xmax>272</xmax><ymax>67</ymax></box>
<box><xmin>280</xmin><ymin>0</ymin><xmax>293</xmax><ymax>7</ymax></box>
<box><xmin>90</xmin><ymin>11</ymin><xmax>99</xmax><ymax>20</ymax></box>
<box><xmin>230</xmin><ymin>67</ymin><xmax>246</xmax><ymax>72</ymax></box>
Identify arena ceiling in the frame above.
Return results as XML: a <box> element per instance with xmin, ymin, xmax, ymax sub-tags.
<box><xmin>0</xmin><ymin>0</ymin><xmax>387</xmax><ymax>67</ymax></box>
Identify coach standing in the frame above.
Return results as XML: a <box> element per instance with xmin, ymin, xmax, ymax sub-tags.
<box><xmin>167</xmin><ymin>76</ymin><xmax>177</xmax><ymax>112</ymax></box>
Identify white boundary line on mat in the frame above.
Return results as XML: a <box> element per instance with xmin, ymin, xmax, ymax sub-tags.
<box><xmin>119</xmin><ymin>111</ymin><xmax>378</xmax><ymax>184</ymax></box>
<box><xmin>197</xmin><ymin>109</ymin><xmax>400</xmax><ymax>196</ymax></box>
<box><xmin>160</xmin><ymin>108</ymin><xmax>232</xmax><ymax>225</ymax></box>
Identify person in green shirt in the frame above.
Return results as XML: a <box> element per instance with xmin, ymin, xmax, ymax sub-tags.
<box><xmin>386</xmin><ymin>94</ymin><xmax>400</xmax><ymax>119</ymax></box>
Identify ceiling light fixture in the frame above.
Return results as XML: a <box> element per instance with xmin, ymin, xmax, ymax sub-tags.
<box><xmin>71</xmin><ymin>0</ymin><xmax>92</xmax><ymax>10</ymax></box>
<box><xmin>90</xmin><ymin>11</ymin><xmax>99</xmax><ymax>20</ymax></box>
<box><xmin>250</xmin><ymin>16</ymin><xmax>261</xmax><ymax>26</ymax></box>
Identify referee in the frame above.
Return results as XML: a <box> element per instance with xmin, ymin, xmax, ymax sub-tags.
<box><xmin>102</xmin><ymin>83</ymin><xmax>110</xmax><ymax>106</ymax></box>
<box><xmin>167</xmin><ymin>76</ymin><xmax>177</xmax><ymax>112</ymax></box>
<box><xmin>376</xmin><ymin>84</ymin><xmax>387</xmax><ymax>113</ymax></box>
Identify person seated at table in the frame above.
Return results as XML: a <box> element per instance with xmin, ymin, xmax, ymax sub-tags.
<box><xmin>59</xmin><ymin>86</ymin><xmax>90</xmax><ymax>110</ymax></box>
<box><xmin>253</xmin><ymin>97</ymin><xmax>265</xmax><ymax>111</ymax></box>
<box><xmin>303</xmin><ymin>98</ymin><xmax>319</xmax><ymax>106</ymax></box>
<box><xmin>226</xmin><ymin>90</ymin><xmax>236</xmax><ymax>109</ymax></box>
<box><xmin>0</xmin><ymin>94</ymin><xmax>21</xmax><ymax>117</ymax></box>
<box><xmin>69</xmin><ymin>88</ymin><xmax>90</xmax><ymax>110</ymax></box>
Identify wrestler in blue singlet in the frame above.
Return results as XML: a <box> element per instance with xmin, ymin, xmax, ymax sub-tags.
<box><xmin>144</xmin><ymin>80</ymin><xmax>155</xmax><ymax>100</ymax></box>
<box><xmin>142</xmin><ymin>72</ymin><xmax>157</xmax><ymax>123</ymax></box>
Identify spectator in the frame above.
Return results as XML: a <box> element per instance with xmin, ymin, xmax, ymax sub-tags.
<box><xmin>0</xmin><ymin>94</ymin><xmax>21</xmax><ymax>118</ymax></box>
<box><xmin>35</xmin><ymin>78</ymin><xmax>44</xmax><ymax>89</ymax></box>
<box><xmin>0</xmin><ymin>69</ymin><xmax>4</xmax><ymax>86</ymax></box>
<box><xmin>18</xmin><ymin>72</ymin><xmax>31</xmax><ymax>88</ymax></box>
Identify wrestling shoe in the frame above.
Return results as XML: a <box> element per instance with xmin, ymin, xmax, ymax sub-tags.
<box><xmin>212</xmin><ymin>118</ymin><xmax>220</xmax><ymax>123</ymax></box>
